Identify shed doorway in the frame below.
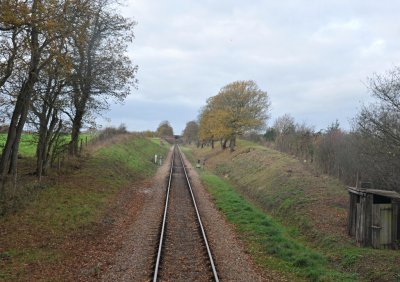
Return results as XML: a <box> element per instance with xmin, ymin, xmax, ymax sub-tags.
<box><xmin>372</xmin><ymin>204</ymin><xmax>392</xmax><ymax>248</ymax></box>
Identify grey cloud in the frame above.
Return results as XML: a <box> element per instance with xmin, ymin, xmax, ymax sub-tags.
<box><xmin>106</xmin><ymin>0</ymin><xmax>400</xmax><ymax>133</ymax></box>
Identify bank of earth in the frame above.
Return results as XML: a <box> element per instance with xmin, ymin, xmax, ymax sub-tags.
<box><xmin>182</xmin><ymin>140</ymin><xmax>400</xmax><ymax>281</ymax></box>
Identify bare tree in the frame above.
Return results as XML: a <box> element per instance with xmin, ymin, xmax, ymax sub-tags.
<box><xmin>353</xmin><ymin>68</ymin><xmax>400</xmax><ymax>190</ymax></box>
<box><xmin>273</xmin><ymin>114</ymin><xmax>295</xmax><ymax>153</ymax></box>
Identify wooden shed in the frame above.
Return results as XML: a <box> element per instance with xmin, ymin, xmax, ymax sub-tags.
<box><xmin>348</xmin><ymin>186</ymin><xmax>400</xmax><ymax>249</ymax></box>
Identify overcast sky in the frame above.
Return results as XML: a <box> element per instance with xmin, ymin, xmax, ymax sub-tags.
<box><xmin>104</xmin><ymin>0</ymin><xmax>400</xmax><ymax>134</ymax></box>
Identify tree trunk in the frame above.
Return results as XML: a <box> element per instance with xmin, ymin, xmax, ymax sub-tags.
<box><xmin>0</xmin><ymin>1</ymin><xmax>40</xmax><ymax>182</ymax></box>
<box><xmin>222</xmin><ymin>139</ymin><xmax>228</xmax><ymax>150</ymax></box>
<box><xmin>36</xmin><ymin>110</ymin><xmax>59</xmax><ymax>176</ymax></box>
<box><xmin>229</xmin><ymin>135</ymin><xmax>236</xmax><ymax>152</ymax></box>
<box><xmin>70</xmin><ymin>109</ymin><xmax>84</xmax><ymax>156</ymax></box>
<box><xmin>10</xmin><ymin>82</ymin><xmax>37</xmax><ymax>175</ymax></box>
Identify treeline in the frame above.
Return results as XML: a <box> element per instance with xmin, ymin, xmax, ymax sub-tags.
<box><xmin>261</xmin><ymin>68</ymin><xmax>400</xmax><ymax>192</ymax></box>
<box><xmin>0</xmin><ymin>0</ymin><xmax>137</xmax><ymax>188</ymax></box>
<box><xmin>183</xmin><ymin>69</ymin><xmax>400</xmax><ymax>192</ymax></box>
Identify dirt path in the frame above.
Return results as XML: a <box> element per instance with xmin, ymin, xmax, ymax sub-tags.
<box><xmin>101</xmin><ymin>147</ymin><xmax>173</xmax><ymax>281</ymax></box>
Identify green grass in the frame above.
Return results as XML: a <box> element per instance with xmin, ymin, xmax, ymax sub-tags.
<box><xmin>0</xmin><ymin>136</ymin><xmax>168</xmax><ymax>280</ymax></box>
<box><xmin>149</xmin><ymin>137</ymin><xmax>171</xmax><ymax>150</ymax></box>
<box><xmin>97</xmin><ymin>137</ymin><xmax>169</xmax><ymax>178</ymax></box>
<box><xmin>200</xmin><ymin>171</ymin><xmax>355</xmax><ymax>281</ymax></box>
<box><xmin>0</xmin><ymin>133</ymin><xmax>37</xmax><ymax>157</ymax></box>
<box><xmin>0</xmin><ymin>133</ymin><xmax>95</xmax><ymax>158</ymax></box>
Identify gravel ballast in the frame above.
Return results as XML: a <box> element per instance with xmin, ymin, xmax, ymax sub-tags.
<box><xmin>103</xmin><ymin>145</ymin><xmax>275</xmax><ymax>281</ymax></box>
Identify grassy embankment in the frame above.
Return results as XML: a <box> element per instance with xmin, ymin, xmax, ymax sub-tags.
<box><xmin>0</xmin><ymin>135</ymin><xmax>169</xmax><ymax>280</ymax></box>
<box><xmin>182</xmin><ymin>140</ymin><xmax>400</xmax><ymax>281</ymax></box>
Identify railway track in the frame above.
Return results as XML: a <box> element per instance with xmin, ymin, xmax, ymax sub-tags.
<box><xmin>153</xmin><ymin>145</ymin><xmax>219</xmax><ymax>282</ymax></box>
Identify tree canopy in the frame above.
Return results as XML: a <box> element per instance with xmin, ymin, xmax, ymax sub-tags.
<box><xmin>199</xmin><ymin>80</ymin><xmax>270</xmax><ymax>150</ymax></box>
<box><xmin>157</xmin><ymin>120</ymin><xmax>173</xmax><ymax>137</ymax></box>
<box><xmin>182</xmin><ymin>120</ymin><xmax>199</xmax><ymax>144</ymax></box>
<box><xmin>0</xmin><ymin>0</ymin><xmax>137</xmax><ymax>186</ymax></box>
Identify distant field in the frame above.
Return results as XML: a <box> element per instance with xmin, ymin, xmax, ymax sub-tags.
<box><xmin>0</xmin><ymin>133</ymin><xmax>95</xmax><ymax>157</ymax></box>
<box><xmin>0</xmin><ymin>133</ymin><xmax>37</xmax><ymax>157</ymax></box>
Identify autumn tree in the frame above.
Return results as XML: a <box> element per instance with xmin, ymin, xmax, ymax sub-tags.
<box><xmin>199</xmin><ymin>80</ymin><xmax>270</xmax><ymax>151</ymax></box>
<box><xmin>182</xmin><ymin>121</ymin><xmax>199</xmax><ymax>144</ymax></box>
<box><xmin>29</xmin><ymin>54</ymin><xmax>69</xmax><ymax>177</ymax></box>
<box><xmin>157</xmin><ymin>121</ymin><xmax>173</xmax><ymax>137</ymax></box>
<box><xmin>0</xmin><ymin>0</ymin><xmax>72</xmax><ymax>181</ymax></box>
<box><xmin>0</xmin><ymin>2</ymin><xmax>21</xmax><ymax>89</ymax></box>
<box><xmin>198</xmin><ymin>100</ymin><xmax>231</xmax><ymax>148</ymax></box>
<box><xmin>66</xmin><ymin>0</ymin><xmax>137</xmax><ymax>156</ymax></box>
<box><xmin>0</xmin><ymin>0</ymin><xmax>137</xmax><ymax>189</ymax></box>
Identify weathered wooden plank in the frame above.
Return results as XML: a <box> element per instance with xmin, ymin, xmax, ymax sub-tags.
<box><xmin>356</xmin><ymin>196</ymin><xmax>369</xmax><ymax>246</ymax></box>
<box><xmin>371</xmin><ymin>205</ymin><xmax>381</xmax><ymax>248</ymax></box>
<box><xmin>392</xmin><ymin>203</ymin><xmax>398</xmax><ymax>246</ymax></box>
<box><xmin>365</xmin><ymin>194</ymin><xmax>373</xmax><ymax>246</ymax></box>
<box><xmin>396</xmin><ymin>204</ymin><xmax>400</xmax><ymax>242</ymax></box>
<box><xmin>348</xmin><ymin>193</ymin><xmax>357</xmax><ymax>236</ymax></box>
<box><xmin>356</xmin><ymin>202</ymin><xmax>362</xmax><ymax>246</ymax></box>
<box><xmin>380</xmin><ymin>204</ymin><xmax>392</xmax><ymax>249</ymax></box>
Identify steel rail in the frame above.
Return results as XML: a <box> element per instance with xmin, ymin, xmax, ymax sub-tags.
<box><xmin>153</xmin><ymin>145</ymin><xmax>175</xmax><ymax>282</ymax></box>
<box><xmin>152</xmin><ymin>144</ymin><xmax>219</xmax><ymax>282</ymax></box>
<box><xmin>177</xmin><ymin>145</ymin><xmax>219</xmax><ymax>282</ymax></box>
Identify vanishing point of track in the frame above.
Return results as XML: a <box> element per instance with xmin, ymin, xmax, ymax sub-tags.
<box><xmin>153</xmin><ymin>145</ymin><xmax>219</xmax><ymax>282</ymax></box>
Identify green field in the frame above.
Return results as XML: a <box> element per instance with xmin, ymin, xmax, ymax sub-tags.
<box><xmin>0</xmin><ymin>133</ymin><xmax>37</xmax><ymax>157</ymax></box>
<box><xmin>0</xmin><ymin>133</ymin><xmax>95</xmax><ymax>158</ymax></box>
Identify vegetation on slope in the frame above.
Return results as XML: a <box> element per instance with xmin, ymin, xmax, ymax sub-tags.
<box><xmin>183</xmin><ymin>140</ymin><xmax>400</xmax><ymax>281</ymax></box>
<box><xmin>0</xmin><ymin>135</ymin><xmax>168</xmax><ymax>280</ymax></box>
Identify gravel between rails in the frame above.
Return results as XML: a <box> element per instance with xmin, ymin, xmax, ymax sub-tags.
<box><xmin>156</xmin><ymin>147</ymin><xmax>213</xmax><ymax>281</ymax></box>
<box><xmin>103</xmin><ymin>145</ymin><xmax>280</xmax><ymax>281</ymax></box>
